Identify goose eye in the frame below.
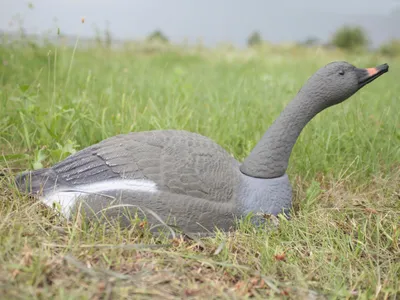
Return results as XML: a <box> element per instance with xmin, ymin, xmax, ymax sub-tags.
<box><xmin>339</xmin><ymin>70</ymin><xmax>345</xmax><ymax>75</ymax></box>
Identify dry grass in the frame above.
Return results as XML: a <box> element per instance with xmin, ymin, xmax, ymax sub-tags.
<box><xmin>0</xmin><ymin>169</ymin><xmax>398</xmax><ymax>299</ymax></box>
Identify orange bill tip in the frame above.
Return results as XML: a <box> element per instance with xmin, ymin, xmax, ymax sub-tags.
<box><xmin>366</xmin><ymin>68</ymin><xmax>378</xmax><ymax>76</ymax></box>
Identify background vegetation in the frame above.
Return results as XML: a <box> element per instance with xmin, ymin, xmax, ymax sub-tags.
<box><xmin>330</xmin><ymin>25</ymin><xmax>369</xmax><ymax>51</ymax></box>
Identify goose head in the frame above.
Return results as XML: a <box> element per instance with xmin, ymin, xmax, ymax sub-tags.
<box><xmin>298</xmin><ymin>61</ymin><xmax>389</xmax><ymax>109</ymax></box>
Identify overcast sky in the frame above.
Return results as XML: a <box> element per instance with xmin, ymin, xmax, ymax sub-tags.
<box><xmin>1</xmin><ymin>0</ymin><xmax>399</xmax><ymax>47</ymax></box>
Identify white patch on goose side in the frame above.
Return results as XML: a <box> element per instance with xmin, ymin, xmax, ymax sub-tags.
<box><xmin>39</xmin><ymin>179</ymin><xmax>158</xmax><ymax>218</ymax></box>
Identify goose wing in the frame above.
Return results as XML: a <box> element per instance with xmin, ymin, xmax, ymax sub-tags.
<box><xmin>17</xmin><ymin>130</ymin><xmax>239</xmax><ymax>203</ymax></box>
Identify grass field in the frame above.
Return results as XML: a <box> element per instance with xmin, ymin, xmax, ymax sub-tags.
<box><xmin>0</xmin><ymin>39</ymin><xmax>399</xmax><ymax>299</ymax></box>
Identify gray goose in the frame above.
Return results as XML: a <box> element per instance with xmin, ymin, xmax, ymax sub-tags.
<box><xmin>16</xmin><ymin>61</ymin><xmax>389</xmax><ymax>235</ymax></box>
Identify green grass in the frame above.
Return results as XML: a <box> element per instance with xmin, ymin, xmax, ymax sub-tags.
<box><xmin>0</xmin><ymin>40</ymin><xmax>399</xmax><ymax>299</ymax></box>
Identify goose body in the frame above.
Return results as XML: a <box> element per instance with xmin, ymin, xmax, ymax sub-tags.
<box><xmin>16</xmin><ymin>61</ymin><xmax>389</xmax><ymax>235</ymax></box>
<box><xmin>17</xmin><ymin>130</ymin><xmax>292</xmax><ymax>233</ymax></box>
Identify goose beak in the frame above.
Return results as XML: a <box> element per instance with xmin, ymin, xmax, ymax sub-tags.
<box><xmin>357</xmin><ymin>63</ymin><xmax>389</xmax><ymax>88</ymax></box>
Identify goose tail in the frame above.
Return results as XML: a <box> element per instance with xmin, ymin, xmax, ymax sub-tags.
<box><xmin>15</xmin><ymin>168</ymin><xmax>60</xmax><ymax>194</ymax></box>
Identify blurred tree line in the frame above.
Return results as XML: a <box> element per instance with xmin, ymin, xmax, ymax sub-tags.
<box><xmin>246</xmin><ymin>25</ymin><xmax>400</xmax><ymax>57</ymax></box>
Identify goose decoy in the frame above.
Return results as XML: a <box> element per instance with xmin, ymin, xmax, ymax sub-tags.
<box><xmin>16</xmin><ymin>61</ymin><xmax>389</xmax><ymax>235</ymax></box>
